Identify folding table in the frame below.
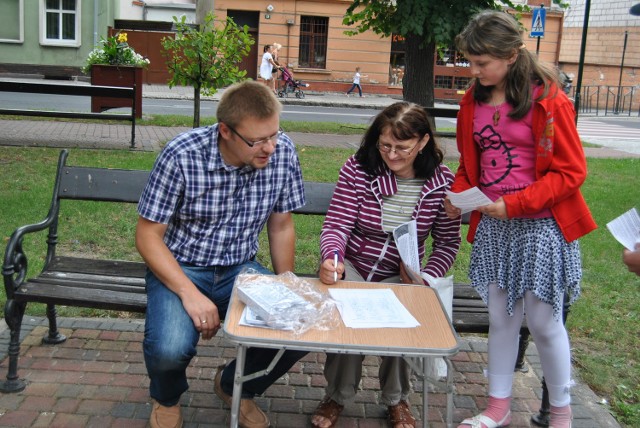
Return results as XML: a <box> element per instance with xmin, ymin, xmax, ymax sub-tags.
<box><xmin>223</xmin><ymin>279</ymin><xmax>460</xmax><ymax>427</ymax></box>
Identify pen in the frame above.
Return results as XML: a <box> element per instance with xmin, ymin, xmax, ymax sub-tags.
<box><xmin>333</xmin><ymin>250</ymin><xmax>339</xmax><ymax>282</ymax></box>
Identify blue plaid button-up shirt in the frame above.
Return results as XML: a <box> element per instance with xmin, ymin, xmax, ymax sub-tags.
<box><xmin>137</xmin><ymin>124</ymin><xmax>305</xmax><ymax>267</ymax></box>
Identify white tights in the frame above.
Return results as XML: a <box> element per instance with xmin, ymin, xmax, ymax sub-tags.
<box><xmin>487</xmin><ymin>283</ymin><xmax>572</xmax><ymax>406</ymax></box>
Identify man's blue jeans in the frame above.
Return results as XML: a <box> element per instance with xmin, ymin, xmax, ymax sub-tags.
<box><xmin>143</xmin><ymin>260</ymin><xmax>307</xmax><ymax>406</ymax></box>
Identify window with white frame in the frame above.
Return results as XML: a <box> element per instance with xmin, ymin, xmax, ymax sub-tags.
<box><xmin>39</xmin><ymin>0</ymin><xmax>81</xmax><ymax>47</ymax></box>
<box><xmin>0</xmin><ymin>0</ymin><xmax>24</xmax><ymax>43</ymax></box>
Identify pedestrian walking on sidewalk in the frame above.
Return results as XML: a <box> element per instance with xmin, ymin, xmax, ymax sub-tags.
<box><xmin>445</xmin><ymin>11</ymin><xmax>597</xmax><ymax>428</ymax></box>
<box><xmin>271</xmin><ymin>42</ymin><xmax>283</xmax><ymax>92</ymax></box>
<box><xmin>260</xmin><ymin>44</ymin><xmax>280</xmax><ymax>95</ymax></box>
<box><xmin>346</xmin><ymin>66</ymin><xmax>367</xmax><ymax>97</ymax></box>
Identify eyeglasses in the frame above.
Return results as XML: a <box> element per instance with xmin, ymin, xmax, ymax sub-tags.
<box><xmin>376</xmin><ymin>140</ymin><xmax>420</xmax><ymax>156</ymax></box>
<box><xmin>226</xmin><ymin>124</ymin><xmax>283</xmax><ymax>148</ymax></box>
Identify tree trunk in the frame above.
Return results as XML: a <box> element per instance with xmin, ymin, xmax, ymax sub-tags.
<box><xmin>403</xmin><ymin>34</ymin><xmax>435</xmax><ymax>108</ymax></box>
<box><xmin>196</xmin><ymin>0</ymin><xmax>214</xmax><ymax>27</ymax></box>
<box><xmin>193</xmin><ymin>84</ymin><xmax>201</xmax><ymax>128</ymax></box>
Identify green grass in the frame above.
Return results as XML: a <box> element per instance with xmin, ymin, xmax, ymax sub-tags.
<box><xmin>0</xmin><ymin>113</ymin><xmax>370</xmax><ymax>135</ymax></box>
<box><xmin>145</xmin><ymin>115</ymin><xmax>371</xmax><ymax>135</ymax></box>
<box><xmin>0</xmin><ymin>146</ymin><xmax>638</xmax><ymax>426</ymax></box>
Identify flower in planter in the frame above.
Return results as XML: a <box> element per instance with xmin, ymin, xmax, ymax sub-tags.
<box><xmin>82</xmin><ymin>31</ymin><xmax>150</xmax><ymax>74</ymax></box>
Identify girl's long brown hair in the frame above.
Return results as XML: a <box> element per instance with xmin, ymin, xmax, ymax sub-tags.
<box><xmin>455</xmin><ymin>10</ymin><xmax>560</xmax><ymax>119</ymax></box>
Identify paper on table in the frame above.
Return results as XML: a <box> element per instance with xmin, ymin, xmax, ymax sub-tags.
<box><xmin>392</xmin><ymin>220</ymin><xmax>423</xmax><ymax>284</ymax></box>
<box><xmin>606</xmin><ymin>207</ymin><xmax>640</xmax><ymax>251</ymax></box>
<box><xmin>328</xmin><ymin>288</ymin><xmax>420</xmax><ymax>328</ymax></box>
<box><xmin>239</xmin><ymin>306</ymin><xmax>294</xmax><ymax>330</ymax></box>
<box><xmin>446</xmin><ymin>187</ymin><xmax>493</xmax><ymax>214</ymax></box>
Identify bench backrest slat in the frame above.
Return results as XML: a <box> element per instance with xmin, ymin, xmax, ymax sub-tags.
<box><xmin>0</xmin><ymin>81</ymin><xmax>134</xmax><ymax>99</ymax></box>
<box><xmin>424</xmin><ymin>106</ymin><xmax>459</xmax><ymax>119</ymax></box>
<box><xmin>56</xmin><ymin>165</ymin><xmax>469</xmax><ymax>225</ymax></box>
<box><xmin>57</xmin><ymin>165</ymin><xmax>338</xmax><ymax>213</ymax></box>
<box><xmin>59</xmin><ymin>166</ymin><xmax>149</xmax><ymax>203</ymax></box>
<box><xmin>295</xmin><ymin>182</ymin><xmax>335</xmax><ymax>215</ymax></box>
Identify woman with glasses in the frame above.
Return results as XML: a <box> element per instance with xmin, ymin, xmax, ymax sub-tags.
<box><xmin>311</xmin><ymin>102</ymin><xmax>461</xmax><ymax>428</ymax></box>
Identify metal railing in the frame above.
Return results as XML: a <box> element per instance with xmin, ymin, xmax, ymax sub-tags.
<box><xmin>571</xmin><ymin>85</ymin><xmax>639</xmax><ymax>117</ymax></box>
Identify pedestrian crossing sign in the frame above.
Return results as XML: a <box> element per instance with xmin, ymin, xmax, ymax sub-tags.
<box><xmin>530</xmin><ymin>7</ymin><xmax>546</xmax><ymax>37</ymax></box>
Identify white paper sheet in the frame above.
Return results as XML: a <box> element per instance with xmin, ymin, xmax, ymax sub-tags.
<box><xmin>606</xmin><ymin>207</ymin><xmax>640</xmax><ymax>251</ymax></box>
<box><xmin>392</xmin><ymin>220</ymin><xmax>423</xmax><ymax>283</ymax></box>
<box><xmin>328</xmin><ymin>288</ymin><xmax>420</xmax><ymax>328</ymax></box>
<box><xmin>446</xmin><ymin>187</ymin><xmax>493</xmax><ymax>214</ymax></box>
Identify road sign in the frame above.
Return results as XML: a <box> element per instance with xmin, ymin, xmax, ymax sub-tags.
<box><xmin>530</xmin><ymin>7</ymin><xmax>546</xmax><ymax>38</ymax></box>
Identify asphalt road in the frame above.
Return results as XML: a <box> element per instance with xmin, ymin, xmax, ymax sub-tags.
<box><xmin>1</xmin><ymin>90</ymin><xmax>638</xmax><ymax>153</ymax></box>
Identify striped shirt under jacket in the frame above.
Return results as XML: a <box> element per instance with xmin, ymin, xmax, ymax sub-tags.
<box><xmin>320</xmin><ymin>156</ymin><xmax>461</xmax><ymax>284</ymax></box>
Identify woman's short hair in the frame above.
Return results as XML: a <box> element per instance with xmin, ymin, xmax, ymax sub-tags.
<box><xmin>354</xmin><ymin>102</ymin><xmax>443</xmax><ymax>179</ymax></box>
<box><xmin>217</xmin><ymin>80</ymin><xmax>282</xmax><ymax>128</ymax></box>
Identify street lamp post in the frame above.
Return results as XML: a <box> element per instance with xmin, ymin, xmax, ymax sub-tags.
<box><xmin>573</xmin><ymin>0</ymin><xmax>591</xmax><ymax>124</ymax></box>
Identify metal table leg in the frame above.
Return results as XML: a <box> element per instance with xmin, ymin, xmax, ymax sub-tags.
<box><xmin>228</xmin><ymin>346</ymin><xmax>286</xmax><ymax>427</ymax></box>
<box><xmin>422</xmin><ymin>357</ymin><xmax>429</xmax><ymax>426</ymax></box>
<box><xmin>230</xmin><ymin>345</ymin><xmax>246</xmax><ymax>428</ymax></box>
<box><xmin>446</xmin><ymin>358</ymin><xmax>454</xmax><ymax>428</ymax></box>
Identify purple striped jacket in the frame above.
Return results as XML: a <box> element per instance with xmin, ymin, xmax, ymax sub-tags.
<box><xmin>320</xmin><ymin>156</ymin><xmax>461</xmax><ymax>284</ymax></box>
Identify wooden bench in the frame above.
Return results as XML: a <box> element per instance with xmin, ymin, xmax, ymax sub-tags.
<box><xmin>425</xmin><ymin>106</ymin><xmax>458</xmax><ymax>139</ymax></box>
<box><xmin>1</xmin><ymin>149</ymin><xmax>532</xmax><ymax>395</ymax></box>
<box><xmin>0</xmin><ymin>80</ymin><xmax>137</xmax><ymax>149</ymax></box>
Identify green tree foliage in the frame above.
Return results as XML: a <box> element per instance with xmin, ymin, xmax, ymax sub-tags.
<box><xmin>343</xmin><ymin>0</ymin><xmax>527</xmax><ymax>107</ymax></box>
<box><xmin>162</xmin><ymin>13</ymin><xmax>254</xmax><ymax>127</ymax></box>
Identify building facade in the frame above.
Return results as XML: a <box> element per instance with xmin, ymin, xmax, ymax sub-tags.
<box><xmin>0</xmin><ymin>0</ymin><xmax>635</xmax><ymax>105</ymax></box>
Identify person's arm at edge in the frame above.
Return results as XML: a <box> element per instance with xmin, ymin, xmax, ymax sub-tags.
<box><xmin>267</xmin><ymin>211</ymin><xmax>295</xmax><ymax>274</ymax></box>
<box><xmin>622</xmin><ymin>243</ymin><xmax>640</xmax><ymax>276</ymax></box>
<box><xmin>135</xmin><ymin>216</ymin><xmax>220</xmax><ymax>339</ymax></box>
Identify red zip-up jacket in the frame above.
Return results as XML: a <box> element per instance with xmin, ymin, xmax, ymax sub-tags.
<box><xmin>452</xmin><ymin>83</ymin><xmax>597</xmax><ymax>243</ymax></box>
<box><xmin>320</xmin><ymin>156</ymin><xmax>461</xmax><ymax>283</ymax></box>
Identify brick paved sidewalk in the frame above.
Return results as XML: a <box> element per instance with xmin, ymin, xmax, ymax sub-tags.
<box><xmin>0</xmin><ymin>317</ymin><xmax>619</xmax><ymax>428</ymax></box>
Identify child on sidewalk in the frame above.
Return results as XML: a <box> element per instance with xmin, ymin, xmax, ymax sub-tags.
<box><xmin>346</xmin><ymin>67</ymin><xmax>367</xmax><ymax>97</ymax></box>
<box><xmin>445</xmin><ymin>11</ymin><xmax>597</xmax><ymax>428</ymax></box>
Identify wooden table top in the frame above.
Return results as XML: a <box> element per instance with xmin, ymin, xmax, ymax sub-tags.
<box><xmin>224</xmin><ymin>278</ymin><xmax>460</xmax><ymax>357</ymax></box>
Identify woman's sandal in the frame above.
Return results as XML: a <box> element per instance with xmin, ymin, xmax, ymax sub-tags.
<box><xmin>311</xmin><ymin>397</ymin><xmax>344</xmax><ymax>428</ymax></box>
<box><xmin>388</xmin><ymin>400</ymin><xmax>416</xmax><ymax>428</ymax></box>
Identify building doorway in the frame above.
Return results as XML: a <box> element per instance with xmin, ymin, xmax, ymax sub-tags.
<box><xmin>227</xmin><ymin>10</ymin><xmax>259</xmax><ymax>80</ymax></box>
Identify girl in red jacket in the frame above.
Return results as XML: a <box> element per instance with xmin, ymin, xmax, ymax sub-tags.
<box><xmin>445</xmin><ymin>11</ymin><xmax>596</xmax><ymax>428</ymax></box>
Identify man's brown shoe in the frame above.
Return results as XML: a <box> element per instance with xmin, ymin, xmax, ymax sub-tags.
<box><xmin>214</xmin><ymin>365</ymin><xmax>270</xmax><ymax>428</ymax></box>
<box><xmin>149</xmin><ymin>400</ymin><xmax>183</xmax><ymax>428</ymax></box>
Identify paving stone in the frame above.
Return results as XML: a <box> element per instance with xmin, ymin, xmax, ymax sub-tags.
<box><xmin>0</xmin><ymin>302</ymin><xmax>624</xmax><ymax>427</ymax></box>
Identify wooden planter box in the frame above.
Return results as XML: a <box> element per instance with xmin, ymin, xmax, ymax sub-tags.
<box><xmin>90</xmin><ymin>65</ymin><xmax>143</xmax><ymax>118</ymax></box>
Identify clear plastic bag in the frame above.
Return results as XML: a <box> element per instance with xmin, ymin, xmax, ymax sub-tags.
<box><xmin>421</xmin><ymin>273</ymin><xmax>454</xmax><ymax>379</ymax></box>
<box><xmin>234</xmin><ymin>269</ymin><xmax>340</xmax><ymax>336</ymax></box>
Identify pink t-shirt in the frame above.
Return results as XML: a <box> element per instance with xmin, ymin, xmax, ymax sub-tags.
<box><xmin>473</xmin><ymin>100</ymin><xmax>551</xmax><ymax>219</ymax></box>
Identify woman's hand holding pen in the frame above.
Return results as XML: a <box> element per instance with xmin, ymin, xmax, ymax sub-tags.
<box><xmin>319</xmin><ymin>257</ymin><xmax>344</xmax><ymax>285</ymax></box>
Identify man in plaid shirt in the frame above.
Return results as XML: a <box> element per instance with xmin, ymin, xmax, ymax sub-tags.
<box><xmin>136</xmin><ymin>81</ymin><xmax>306</xmax><ymax>428</ymax></box>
